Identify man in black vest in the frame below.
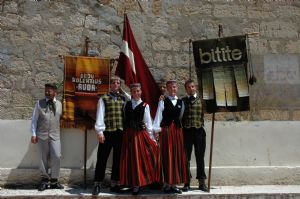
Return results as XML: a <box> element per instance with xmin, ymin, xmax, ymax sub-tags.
<box><xmin>181</xmin><ymin>80</ymin><xmax>208</xmax><ymax>192</ymax></box>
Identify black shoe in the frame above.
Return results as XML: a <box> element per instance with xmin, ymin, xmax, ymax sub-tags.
<box><xmin>38</xmin><ymin>182</ymin><xmax>48</xmax><ymax>191</ymax></box>
<box><xmin>182</xmin><ymin>183</ymin><xmax>190</xmax><ymax>192</ymax></box>
<box><xmin>199</xmin><ymin>184</ymin><xmax>208</xmax><ymax>192</ymax></box>
<box><xmin>92</xmin><ymin>184</ymin><xmax>101</xmax><ymax>195</ymax></box>
<box><xmin>50</xmin><ymin>182</ymin><xmax>64</xmax><ymax>189</ymax></box>
<box><xmin>110</xmin><ymin>185</ymin><xmax>121</xmax><ymax>193</ymax></box>
<box><xmin>163</xmin><ymin>187</ymin><xmax>172</xmax><ymax>194</ymax></box>
<box><xmin>171</xmin><ymin>186</ymin><xmax>182</xmax><ymax>194</ymax></box>
<box><xmin>132</xmin><ymin>186</ymin><xmax>140</xmax><ymax>195</ymax></box>
<box><xmin>149</xmin><ymin>182</ymin><xmax>162</xmax><ymax>190</ymax></box>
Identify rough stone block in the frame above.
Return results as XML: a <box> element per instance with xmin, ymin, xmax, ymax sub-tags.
<box><xmin>34</xmin><ymin>72</ymin><xmax>60</xmax><ymax>89</ymax></box>
<box><xmin>0</xmin><ymin>89</ymin><xmax>11</xmax><ymax>106</ymax></box>
<box><xmin>101</xmin><ymin>44</ymin><xmax>120</xmax><ymax>58</ymax></box>
<box><xmin>269</xmin><ymin>40</ymin><xmax>282</xmax><ymax>53</ymax></box>
<box><xmin>259</xmin><ymin>21</ymin><xmax>298</xmax><ymax>38</ymax></box>
<box><xmin>3</xmin><ymin>1</ymin><xmax>18</xmax><ymax>14</ymax></box>
<box><xmin>84</xmin><ymin>15</ymin><xmax>98</xmax><ymax>28</ymax></box>
<box><xmin>150</xmin><ymin>17</ymin><xmax>169</xmax><ymax>35</ymax></box>
<box><xmin>175</xmin><ymin>52</ymin><xmax>189</xmax><ymax>68</ymax></box>
<box><xmin>69</xmin><ymin>13</ymin><xmax>85</xmax><ymax>27</ymax></box>
<box><xmin>7</xmin><ymin>59</ymin><xmax>31</xmax><ymax>75</ymax></box>
<box><xmin>153</xmin><ymin>52</ymin><xmax>166</xmax><ymax>68</ymax></box>
<box><xmin>260</xmin><ymin>110</ymin><xmax>289</xmax><ymax>120</ymax></box>
<box><xmin>0</xmin><ymin>14</ymin><xmax>19</xmax><ymax>28</ymax></box>
<box><xmin>183</xmin><ymin>3</ymin><xmax>212</xmax><ymax>16</ymax></box>
<box><xmin>214</xmin><ymin>5</ymin><xmax>246</xmax><ymax>18</ymax></box>
<box><xmin>248</xmin><ymin>38</ymin><xmax>269</xmax><ymax>55</ymax></box>
<box><xmin>152</xmin><ymin>37</ymin><xmax>172</xmax><ymax>51</ymax></box>
<box><xmin>292</xmin><ymin>110</ymin><xmax>300</xmax><ymax>121</ymax></box>
<box><xmin>12</xmin><ymin>91</ymin><xmax>33</xmax><ymax>108</ymax></box>
<box><xmin>285</xmin><ymin>40</ymin><xmax>300</xmax><ymax>54</ymax></box>
<box><xmin>247</xmin><ymin>9</ymin><xmax>276</xmax><ymax>19</ymax></box>
<box><xmin>274</xmin><ymin>5</ymin><xmax>300</xmax><ymax>18</ymax></box>
<box><xmin>264</xmin><ymin>54</ymin><xmax>300</xmax><ymax>84</ymax></box>
<box><xmin>60</xmin><ymin>27</ymin><xmax>83</xmax><ymax>46</ymax></box>
<box><xmin>48</xmin><ymin>16</ymin><xmax>63</xmax><ymax>26</ymax></box>
<box><xmin>152</xmin><ymin>0</ymin><xmax>162</xmax><ymax>15</ymax></box>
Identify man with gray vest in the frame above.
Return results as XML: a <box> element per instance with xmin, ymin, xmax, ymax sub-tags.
<box><xmin>181</xmin><ymin>80</ymin><xmax>208</xmax><ymax>192</ymax></box>
<box><xmin>31</xmin><ymin>83</ymin><xmax>63</xmax><ymax>191</ymax></box>
<box><xmin>92</xmin><ymin>76</ymin><xmax>129</xmax><ymax>195</ymax></box>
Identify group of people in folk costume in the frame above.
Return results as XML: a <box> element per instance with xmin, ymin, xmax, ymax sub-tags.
<box><xmin>93</xmin><ymin>77</ymin><xmax>208</xmax><ymax>195</ymax></box>
<box><xmin>31</xmin><ymin>77</ymin><xmax>208</xmax><ymax>195</ymax></box>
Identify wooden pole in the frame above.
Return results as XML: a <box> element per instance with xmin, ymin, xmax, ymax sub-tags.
<box><xmin>207</xmin><ymin>112</ymin><xmax>215</xmax><ymax>192</ymax></box>
<box><xmin>84</xmin><ymin>126</ymin><xmax>87</xmax><ymax>189</ymax></box>
<box><xmin>83</xmin><ymin>37</ymin><xmax>89</xmax><ymax>189</ymax></box>
<box><xmin>208</xmin><ymin>24</ymin><xmax>222</xmax><ymax>192</ymax></box>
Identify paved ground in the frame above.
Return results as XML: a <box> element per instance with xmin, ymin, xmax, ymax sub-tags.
<box><xmin>1</xmin><ymin>185</ymin><xmax>300</xmax><ymax>196</ymax></box>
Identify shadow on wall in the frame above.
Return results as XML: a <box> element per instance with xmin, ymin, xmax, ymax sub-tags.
<box><xmin>4</xmin><ymin>141</ymin><xmax>40</xmax><ymax>187</ymax></box>
<box><xmin>2</xmin><ymin>126</ymin><xmax>100</xmax><ymax>187</ymax></box>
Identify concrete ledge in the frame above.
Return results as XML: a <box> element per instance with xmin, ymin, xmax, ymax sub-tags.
<box><xmin>1</xmin><ymin>120</ymin><xmax>300</xmax><ymax>186</ymax></box>
<box><xmin>1</xmin><ymin>166</ymin><xmax>300</xmax><ymax>186</ymax></box>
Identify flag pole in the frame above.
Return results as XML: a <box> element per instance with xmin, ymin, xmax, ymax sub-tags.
<box><xmin>189</xmin><ymin>39</ymin><xmax>192</xmax><ymax>80</ymax></box>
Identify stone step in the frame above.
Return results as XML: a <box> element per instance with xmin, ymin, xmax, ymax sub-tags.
<box><xmin>1</xmin><ymin>185</ymin><xmax>300</xmax><ymax>199</ymax></box>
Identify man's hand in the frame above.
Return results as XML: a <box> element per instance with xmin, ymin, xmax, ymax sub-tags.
<box><xmin>97</xmin><ymin>134</ymin><xmax>105</xmax><ymax>143</ymax></box>
<box><xmin>154</xmin><ymin>132</ymin><xmax>159</xmax><ymax>142</ymax></box>
<box><xmin>159</xmin><ymin>95</ymin><xmax>165</xmax><ymax>101</ymax></box>
<box><xmin>31</xmin><ymin>136</ymin><xmax>37</xmax><ymax>144</ymax></box>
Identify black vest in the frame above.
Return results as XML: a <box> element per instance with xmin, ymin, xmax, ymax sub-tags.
<box><xmin>124</xmin><ymin>101</ymin><xmax>146</xmax><ymax>131</ymax></box>
<box><xmin>161</xmin><ymin>98</ymin><xmax>183</xmax><ymax>128</ymax></box>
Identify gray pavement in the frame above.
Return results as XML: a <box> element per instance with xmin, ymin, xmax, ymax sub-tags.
<box><xmin>1</xmin><ymin>185</ymin><xmax>300</xmax><ymax>197</ymax></box>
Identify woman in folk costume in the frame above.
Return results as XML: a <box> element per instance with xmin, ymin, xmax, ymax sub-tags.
<box><xmin>153</xmin><ymin>80</ymin><xmax>188</xmax><ymax>194</ymax></box>
<box><xmin>120</xmin><ymin>83</ymin><xmax>160</xmax><ymax>195</ymax></box>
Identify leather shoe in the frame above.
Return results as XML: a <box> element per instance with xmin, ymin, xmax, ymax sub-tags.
<box><xmin>199</xmin><ymin>184</ymin><xmax>208</xmax><ymax>192</ymax></box>
<box><xmin>182</xmin><ymin>183</ymin><xmax>190</xmax><ymax>192</ymax></box>
<box><xmin>50</xmin><ymin>182</ymin><xmax>64</xmax><ymax>189</ymax></box>
<box><xmin>132</xmin><ymin>186</ymin><xmax>140</xmax><ymax>195</ymax></box>
<box><xmin>110</xmin><ymin>185</ymin><xmax>121</xmax><ymax>193</ymax></box>
<box><xmin>92</xmin><ymin>184</ymin><xmax>101</xmax><ymax>195</ymax></box>
<box><xmin>38</xmin><ymin>182</ymin><xmax>48</xmax><ymax>191</ymax></box>
<box><xmin>163</xmin><ymin>187</ymin><xmax>172</xmax><ymax>194</ymax></box>
<box><xmin>171</xmin><ymin>186</ymin><xmax>182</xmax><ymax>194</ymax></box>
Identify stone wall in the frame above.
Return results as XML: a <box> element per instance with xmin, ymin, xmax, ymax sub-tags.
<box><xmin>0</xmin><ymin>0</ymin><xmax>300</xmax><ymax>120</ymax></box>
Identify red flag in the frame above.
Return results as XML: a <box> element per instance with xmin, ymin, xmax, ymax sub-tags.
<box><xmin>116</xmin><ymin>14</ymin><xmax>160</xmax><ymax>118</ymax></box>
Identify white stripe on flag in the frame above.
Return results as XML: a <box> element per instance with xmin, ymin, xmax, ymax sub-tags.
<box><xmin>121</xmin><ymin>40</ymin><xmax>136</xmax><ymax>74</ymax></box>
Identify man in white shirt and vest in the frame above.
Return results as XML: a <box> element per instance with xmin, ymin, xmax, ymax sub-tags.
<box><xmin>181</xmin><ymin>80</ymin><xmax>208</xmax><ymax>192</ymax></box>
<box><xmin>31</xmin><ymin>83</ymin><xmax>63</xmax><ymax>191</ymax></box>
<box><xmin>92</xmin><ymin>76</ymin><xmax>130</xmax><ymax>195</ymax></box>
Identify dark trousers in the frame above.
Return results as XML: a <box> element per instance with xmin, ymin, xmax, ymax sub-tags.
<box><xmin>94</xmin><ymin>129</ymin><xmax>123</xmax><ymax>182</ymax></box>
<box><xmin>183</xmin><ymin>127</ymin><xmax>207</xmax><ymax>182</ymax></box>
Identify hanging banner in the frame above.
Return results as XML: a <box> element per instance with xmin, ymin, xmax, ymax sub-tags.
<box><xmin>193</xmin><ymin>35</ymin><xmax>249</xmax><ymax>113</ymax></box>
<box><xmin>61</xmin><ymin>55</ymin><xmax>110</xmax><ymax>128</ymax></box>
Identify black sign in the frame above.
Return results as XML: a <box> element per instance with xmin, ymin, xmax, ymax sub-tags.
<box><xmin>193</xmin><ymin>35</ymin><xmax>248</xmax><ymax>68</ymax></box>
<box><xmin>193</xmin><ymin>35</ymin><xmax>249</xmax><ymax>113</ymax></box>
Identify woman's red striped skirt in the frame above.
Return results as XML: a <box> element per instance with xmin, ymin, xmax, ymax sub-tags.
<box><xmin>159</xmin><ymin>122</ymin><xmax>188</xmax><ymax>185</ymax></box>
<box><xmin>120</xmin><ymin>128</ymin><xmax>160</xmax><ymax>187</ymax></box>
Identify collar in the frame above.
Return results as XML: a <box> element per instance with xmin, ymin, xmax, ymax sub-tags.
<box><xmin>46</xmin><ymin>97</ymin><xmax>56</xmax><ymax>102</ymax></box>
<box><xmin>167</xmin><ymin>95</ymin><xmax>178</xmax><ymax>100</ymax></box>
<box><xmin>131</xmin><ymin>98</ymin><xmax>142</xmax><ymax>104</ymax></box>
<box><xmin>188</xmin><ymin>93</ymin><xmax>197</xmax><ymax>98</ymax></box>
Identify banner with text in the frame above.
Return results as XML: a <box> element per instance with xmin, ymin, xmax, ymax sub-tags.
<box><xmin>193</xmin><ymin>35</ymin><xmax>249</xmax><ymax>113</ymax></box>
<box><xmin>61</xmin><ymin>55</ymin><xmax>110</xmax><ymax>128</ymax></box>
